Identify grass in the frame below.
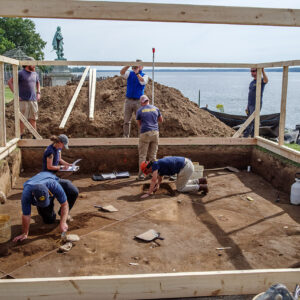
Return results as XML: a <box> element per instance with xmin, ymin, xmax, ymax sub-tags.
<box><xmin>5</xmin><ymin>86</ymin><xmax>13</xmax><ymax>103</ymax></box>
<box><xmin>285</xmin><ymin>143</ymin><xmax>300</xmax><ymax>152</ymax></box>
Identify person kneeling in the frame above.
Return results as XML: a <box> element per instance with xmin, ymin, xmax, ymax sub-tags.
<box><xmin>13</xmin><ymin>171</ymin><xmax>78</xmax><ymax>242</ymax></box>
<box><xmin>140</xmin><ymin>156</ymin><xmax>208</xmax><ymax>199</ymax></box>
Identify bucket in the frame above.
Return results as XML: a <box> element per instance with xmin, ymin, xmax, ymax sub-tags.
<box><xmin>0</xmin><ymin>214</ymin><xmax>11</xmax><ymax>243</ymax></box>
<box><xmin>291</xmin><ymin>172</ymin><xmax>300</xmax><ymax>205</ymax></box>
<box><xmin>190</xmin><ymin>162</ymin><xmax>204</xmax><ymax>180</ymax></box>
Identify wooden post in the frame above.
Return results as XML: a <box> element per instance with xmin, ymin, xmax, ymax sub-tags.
<box><xmin>59</xmin><ymin>66</ymin><xmax>90</xmax><ymax>129</ymax></box>
<box><xmin>254</xmin><ymin>68</ymin><xmax>262</xmax><ymax>137</ymax></box>
<box><xmin>12</xmin><ymin>64</ymin><xmax>20</xmax><ymax>138</ymax></box>
<box><xmin>0</xmin><ymin>62</ymin><xmax>6</xmax><ymax>147</ymax></box>
<box><xmin>89</xmin><ymin>68</ymin><xmax>96</xmax><ymax>120</ymax></box>
<box><xmin>88</xmin><ymin>68</ymin><xmax>92</xmax><ymax>106</ymax></box>
<box><xmin>278</xmin><ymin>66</ymin><xmax>289</xmax><ymax>146</ymax></box>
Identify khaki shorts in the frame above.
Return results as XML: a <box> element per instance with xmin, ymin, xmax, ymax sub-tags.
<box><xmin>19</xmin><ymin>101</ymin><xmax>38</xmax><ymax>120</ymax></box>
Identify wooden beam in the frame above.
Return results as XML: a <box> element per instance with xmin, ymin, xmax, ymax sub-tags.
<box><xmin>0</xmin><ymin>137</ymin><xmax>19</xmax><ymax>161</ymax></box>
<box><xmin>257</xmin><ymin>60</ymin><xmax>300</xmax><ymax>68</ymax></box>
<box><xmin>0</xmin><ymin>63</ymin><xmax>6</xmax><ymax>147</ymax></box>
<box><xmin>1</xmin><ymin>269</ymin><xmax>300</xmax><ymax>299</ymax></box>
<box><xmin>88</xmin><ymin>68</ymin><xmax>92</xmax><ymax>105</ymax></box>
<box><xmin>18</xmin><ymin>137</ymin><xmax>257</xmax><ymax>148</ymax></box>
<box><xmin>0</xmin><ymin>55</ymin><xmax>19</xmax><ymax>65</ymax></box>
<box><xmin>278</xmin><ymin>66</ymin><xmax>288</xmax><ymax>146</ymax></box>
<box><xmin>2</xmin><ymin>1</ymin><xmax>300</xmax><ymax>27</ymax></box>
<box><xmin>254</xmin><ymin>68</ymin><xmax>262</xmax><ymax>138</ymax></box>
<box><xmin>19</xmin><ymin>60</ymin><xmax>256</xmax><ymax>68</ymax></box>
<box><xmin>256</xmin><ymin>136</ymin><xmax>300</xmax><ymax>164</ymax></box>
<box><xmin>89</xmin><ymin>69</ymin><xmax>96</xmax><ymax>121</ymax></box>
<box><xmin>19</xmin><ymin>112</ymin><xmax>42</xmax><ymax>140</ymax></box>
<box><xmin>232</xmin><ymin>112</ymin><xmax>255</xmax><ymax>138</ymax></box>
<box><xmin>59</xmin><ymin>66</ymin><xmax>90</xmax><ymax>129</ymax></box>
<box><xmin>12</xmin><ymin>65</ymin><xmax>20</xmax><ymax>138</ymax></box>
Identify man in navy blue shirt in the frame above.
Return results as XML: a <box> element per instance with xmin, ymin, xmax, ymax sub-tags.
<box><xmin>120</xmin><ymin>59</ymin><xmax>149</xmax><ymax>137</ymax></box>
<box><xmin>140</xmin><ymin>157</ymin><xmax>208</xmax><ymax>198</ymax></box>
<box><xmin>136</xmin><ymin>95</ymin><xmax>163</xmax><ymax>180</ymax></box>
<box><xmin>13</xmin><ymin>172</ymin><xmax>78</xmax><ymax>242</ymax></box>
<box><xmin>244</xmin><ymin>68</ymin><xmax>268</xmax><ymax>138</ymax></box>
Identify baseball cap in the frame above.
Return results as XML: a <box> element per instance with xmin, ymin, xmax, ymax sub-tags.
<box><xmin>32</xmin><ymin>184</ymin><xmax>50</xmax><ymax>208</ymax></box>
<box><xmin>140</xmin><ymin>95</ymin><xmax>149</xmax><ymax>103</ymax></box>
<box><xmin>58</xmin><ymin>134</ymin><xmax>69</xmax><ymax>149</ymax></box>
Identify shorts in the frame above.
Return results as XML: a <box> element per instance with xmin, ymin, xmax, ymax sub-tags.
<box><xmin>19</xmin><ymin>101</ymin><xmax>38</xmax><ymax>120</ymax></box>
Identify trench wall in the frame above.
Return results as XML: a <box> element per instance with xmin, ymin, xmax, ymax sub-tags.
<box><xmin>251</xmin><ymin>146</ymin><xmax>300</xmax><ymax>194</ymax></box>
<box><xmin>20</xmin><ymin>145</ymin><xmax>253</xmax><ymax>173</ymax></box>
<box><xmin>0</xmin><ymin>148</ymin><xmax>22</xmax><ymax>196</ymax></box>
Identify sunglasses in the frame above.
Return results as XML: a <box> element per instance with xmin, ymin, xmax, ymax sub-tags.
<box><xmin>251</xmin><ymin>70</ymin><xmax>257</xmax><ymax>73</ymax></box>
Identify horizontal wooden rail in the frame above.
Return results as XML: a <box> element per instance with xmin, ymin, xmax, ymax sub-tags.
<box><xmin>256</xmin><ymin>136</ymin><xmax>300</xmax><ymax>164</ymax></box>
<box><xmin>2</xmin><ymin>1</ymin><xmax>300</xmax><ymax>27</ymax></box>
<box><xmin>0</xmin><ymin>55</ymin><xmax>19</xmax><ymax>65</ymax></box>
<box><xmin>0</xmin><ymin>137</ymin><xmax>19</xmax><ymax>161</ymax></box>
<box><xmin>19</xmin><ymin>60</ymin><xmax>256</xmax><ymax>68</ymax></box>
<box><xmin>17</xmin><ymin>137</ymin><xmax>257</xmax><ymax>148</ymax></box>
<box><xmin>0</xmin><ymin>269</ymin><xmax>300</xmax><ymax>299</ymax></box>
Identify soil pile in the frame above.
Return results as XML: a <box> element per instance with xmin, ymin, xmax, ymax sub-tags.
<box><xmin>6</xmin><ymin>76</ymin><xmax>234</xmax><ymax>139</ymax></box>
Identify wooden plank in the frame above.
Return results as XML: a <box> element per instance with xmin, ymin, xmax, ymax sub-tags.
<box><xmin>257</xmin><ymin>136</ymin><xmax>300</xmax><ymax>164</ymax></box>
<box><xmin>59</xmin><ymin>66</ymin><xmax>90</xmax><ymax>129</ymax></box>
<box><xmin>89</xmin><ymin>69</ymin><xmax>96</xmax><ymax>121</ymax></box>
<box><xmin>254</xmin><ymin>68</ymin><xmax>262</xmax><ymax>138</ymax></box>
<box><xmin>12</xmin><ymin>65</ymin><xmax>20</xmax><ymax>138</ymax></box>
<box><xmin>278</xmin><ymin>66</ymin><xmax>288</xmax><ymax>146</ymax></box>
<box><xmin>19</xmin><ymin>112</ymin><xmax>42</xmax><ymax>140</ymax></box>
<box><xmin>0</xmin><ymin>63</ymin><xmax>6</xmax><ymax>147</ymax></box>
<box><xmin>19</xmin><ymin>60</ymin><xmax>255</xmax><ymax>68</ymax></box>
<box><xmin>88</xmin><ymin>68</ymin><xmax>92</xmax><ymax>106</ymax></box>
<box><xmin>0</xmin><ymin>137</ymin><xmax>19</xmax><ymax>161</ymax></box>
<box><xmin>18</xmin><ymin>137</ymin><xmax>257</xmax><ymax>148</ymax></box>
<box><xmin>0</xmin><ymin>269</ymin><xmax>300</xmax><ymax>299</ymax></box>
<box><xmin>2</xmin><ymin>1</ymin><xmax>300</xmax><ymax>27</ymax></box>
<box><xmin>0</xmin><ymin>55</ymin><xmax>19</xmax><ymax>65</ymax></box>
<box><xmin>257</xmin><ymin>60</ymin><xmax>300</xmax><ymax>68</ymax></box>
<box><xmin>232</xmin><ymin>111</ymin><xmax>255</xmax><ymax>138</ymax></box>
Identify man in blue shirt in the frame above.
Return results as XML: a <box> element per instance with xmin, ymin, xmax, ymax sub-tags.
<box><xmin>243</xmin><ymin>68</ymin><xmax>268</xmax><ymax>138</ymax></box>
<box><xmin>140</xmin><ymin>157</ymin><xmax>208</xmax><ymax>199</ymax></box>
<box><xmin>120</xmin><ymin>59</ymin><xmax>149</xmax><ymax>137</ymax></box>
<box><xmin>136</xmin><ymin>95</ymin><xmax>163</xmax><ymax>180</ymax></box>
<box><xmin>8</xmin><ymin>57</ymin><xmax>41</xmax><ymax>138</ymax></box>
<box><xmin>13</xmin><ymin>172</ymin><xmax>78</xmax><ymax>242</ymax></box>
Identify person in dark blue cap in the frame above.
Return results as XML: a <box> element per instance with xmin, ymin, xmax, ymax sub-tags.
<box><xmin>13</xmin><ymin>171</ymin><xmax>78</xmax><ymax>242</ymax></box>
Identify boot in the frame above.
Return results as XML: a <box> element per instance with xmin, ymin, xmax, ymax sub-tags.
<box><xmin>199</xmin><ymin>184</ymin><xmax>208</xmax><ymax>194</ymax></box>
<box><xmin>198</xmin><ymin>177</ymin><xmax>207</xmax><ymax>184</ymax></box>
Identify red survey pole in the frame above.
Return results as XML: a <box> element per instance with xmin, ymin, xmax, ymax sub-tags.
<box><xmin>152</xmin><ymin>47</ymin><xmax>155</xmax><ymax>105</ymax></box>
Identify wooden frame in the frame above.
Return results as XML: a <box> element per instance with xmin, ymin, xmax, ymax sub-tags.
<box><xmin>0</xmin><ymin>62</ymin><xmax>6</xmax><ymax>147</ymax></box>
<box><xmin>12</xmin><ymin>65</ymin><xmax>20</xmax><ymax>138</ymax></box>
<box><xmin>2</xmin><ymin>1</ymin><xmax>300</xmax><ymax>27</ymax></box>
<box><xmin>89</xmin><ymin>68</ymin><xmax>96</xmax><ymax>121</ymax></box>
<box><xmin>254</xmin><ymin>68</ymin><xmax>262</xmax><ymax>138</ymax></box>
<box><xmin>1</xmin><ymin>269</ymin><xmax>300</xmax><ymax>299</ymax></box>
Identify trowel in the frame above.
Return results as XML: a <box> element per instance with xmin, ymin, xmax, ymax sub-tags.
<box><xmin>94</xmin><ymin>204</ymin><xmax>118</xmax><ymax>212</ymax></box>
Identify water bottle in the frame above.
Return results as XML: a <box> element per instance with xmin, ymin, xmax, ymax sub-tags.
<box><xmin>290</xmin><ymin>173</ymin><xmax>300</xmax><ymax>205</ymax></box>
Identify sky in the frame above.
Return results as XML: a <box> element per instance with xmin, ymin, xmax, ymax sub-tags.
<box><xmin>31</xmin><ymin>0</ymin><xmax>300</xmax><ymax>66</ymax></box>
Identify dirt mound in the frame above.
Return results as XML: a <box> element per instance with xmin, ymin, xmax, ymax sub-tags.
<box><xmin>6</xmin><ymin>76</ymin><xmax>234</xmax><ymax>139</ymax></box>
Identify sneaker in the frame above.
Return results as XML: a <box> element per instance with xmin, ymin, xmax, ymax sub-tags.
<box><xmin>198</xmin><ymin>177</ymin><xmax>207</xmax><ymax>185</ymax></box>
<box><xmin>199</xmin><ymin>184</ymin><xmax>208</xmax><ymax>194</ymax></box>
<box><xmin>136</xmin><ymin>174</ymin><xmax>145</xmax><ymax>181</ymax></box>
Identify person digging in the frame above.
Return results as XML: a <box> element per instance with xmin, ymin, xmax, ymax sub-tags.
<box><xmin>140</xmin><ymin>156</ymin><xmax>208</xmax><ymax>199</ymax></box>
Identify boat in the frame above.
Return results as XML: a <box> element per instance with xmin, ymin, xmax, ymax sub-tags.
<box><xmin>202</xmin><ymin>107</ymin><xmax>280</xmax><ymax>137</ymax></box>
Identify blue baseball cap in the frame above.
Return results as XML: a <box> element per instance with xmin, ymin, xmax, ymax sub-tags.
<box><xmin>32</xmin><ymin>184</ymin><xmax>50</xmax><ymax>208</ymax></box>
<box><xmin>58</xmin><ymin>134</ymin><xmax>69</xmax><ymax>149</ymax></box>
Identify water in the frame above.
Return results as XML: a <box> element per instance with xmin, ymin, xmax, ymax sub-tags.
<box><xmin>96</xmin><ymin>71</ymin><xmax>299</xmax><ymax>129</ymax></box>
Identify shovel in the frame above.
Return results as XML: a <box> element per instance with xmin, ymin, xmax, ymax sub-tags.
<box><xmin>94</xmin><ymin>204</ymin><xmax>118</xmax><ymax>212</ymax></box>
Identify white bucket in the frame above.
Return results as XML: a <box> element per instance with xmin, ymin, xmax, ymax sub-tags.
<box><xmin>291</xmin><ymin>173</ymin><xmax>300</xmax><ymax>205</ymax></box>
<box><xmin>0</xmin><ymin>214</ymin><xmax>11</xmax><ymax>243</ymax></box>
<box><xmin>190</xmin><ymin>162</ymin><xmax>204</xmax><ymax>180</ymax></box>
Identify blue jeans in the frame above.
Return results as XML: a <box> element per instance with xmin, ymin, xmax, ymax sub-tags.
<box><xmin>37</xmin><ymin>179</ymin><xmax>78</xmax><ymax>224</ymax></box>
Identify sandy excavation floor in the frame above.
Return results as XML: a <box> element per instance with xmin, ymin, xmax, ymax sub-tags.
<box><xmin>1</xmin><ymin>169</ymin><xmax>300</xmax><ymax>280</ymax></box>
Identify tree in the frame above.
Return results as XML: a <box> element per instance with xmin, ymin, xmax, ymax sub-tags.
<box><xmin>0</xmin><ymin>18</ymin><xmax>46</xmax><ymax>60</ymax></box>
